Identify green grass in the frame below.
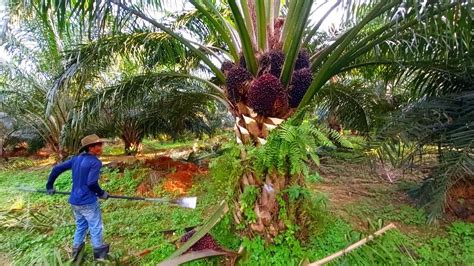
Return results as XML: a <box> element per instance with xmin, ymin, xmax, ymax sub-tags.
<box><xmin>303</xmin><ymin>214</ymin><xmax>474</xmax><ymax>265</ymax></box>
<box><xmin>102</xmin><ymin>145</ymin><xmax>124</xmax><ymax>156</ymax></box>
<box><xmin>101</xmin><ymin>138</ymin><xmax>197</xmax><ymax>156</ymax></box>
<box><xmin>0</xmin><ymin>163</ymin><xmax>225</xmax><ymax>265</ymax></box>
<box><xmin>349</xmin><ymin>199</ymin><xmax>428</xmax><ymax>226</ymax></box>
<box><xmin>142</xmin><ymin>139</ymin><xmax>195</xmax><ymax>153</ymax></box>
<box><xmin>1</xmin><ymin>153</ymin><xmax>473</xmax><ymax>265</ymax></box>
<box><xmin>340</xmin><ymin>222</ymin><xmax>474</xmax><ymax>265</ymax></box>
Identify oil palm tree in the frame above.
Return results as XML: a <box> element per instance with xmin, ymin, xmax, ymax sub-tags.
<box><xmin>81</xmin><ymin>74</ymin><xmax>217</xmax><ymax>155</ymax></box>
<box><xmin>371</xmin><ymin>52</ymin><xmax>474</xmax><ymax>221</ymax></box>
<box><xmin>411</xmin><ymin>93</ymin><xmax>473</xmax><ymax>222</ymax></box>
<box><xmin>0</xmin><ymin>112</ymin><xmax>16</xmax><ymax>159</ymax></box>
<box><xmin>364</xmin><ymin>8</ymin><xmax>473</xmax><ymax>221</ymax></box>
<box><xmin>0</xmin><ymin>68</ymin><xmax>75</xmax><ymax>159</ymax></box>
<box><xmin>0</xmin><ymin>1</ymin><xmax>87</xmax><ymax>159</ymax></box>
<box><xmin>23</xmin><ymin>0</ymin><xmax>471</xmax><ymax>237</ymax></box>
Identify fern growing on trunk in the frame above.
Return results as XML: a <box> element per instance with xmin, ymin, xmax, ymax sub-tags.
<box><xmin>232</xmin><ymin>117</ymin><xmax>348</xmax><ymax>239</ymax></box>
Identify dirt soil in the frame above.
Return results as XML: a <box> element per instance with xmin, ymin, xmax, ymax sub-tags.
<box><xmin>313</xmin><ymin>157</ymin><xmax>445</xmax><ymax>233</ymax></box>
<box><xmin>104</xmin><ymin>155</ymin><xmax>208</xmax><ymax>195</ymax></box>
<box><xmin>143</xmin><ymin>156</ymin><xmax>208</xmax><ymax>194</ymax></box>
<box><xmin>447</xmin><ymin>181</ymin><xmax>474</xmax><ymax>222</ymax></box>
<box><xmin>0</xmin><ymin>253</ymin><xmax>11</xmax><ymax>266</ymax></box>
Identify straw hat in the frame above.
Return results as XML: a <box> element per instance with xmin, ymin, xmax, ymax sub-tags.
<box><xmin>79</xmin><ymin>134</ymin><xmax>107</xmax><ymax>152</ymax></box>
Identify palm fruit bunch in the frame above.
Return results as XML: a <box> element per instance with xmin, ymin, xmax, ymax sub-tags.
<box><xmin>294</xmin><ymin>49</ymin><xmax>310</xmax><ymax>70</ymax></box>
<box><xmin>258</xmin><ymin>49</ymin><xmax>284</xmax><ymax>77</ymax></box>
<box><xmin>225</xmin><ymin>66</ymin><xmax>252</xmax><ymax>103</ymax></box>
<box><xmin>289</xmin><ymin>67</ymin><xmax>312</xmax><ymax>108</ymax></box>
<box><xmin>180</xmin><ymin>230</ymin><xmax>221</xmax><ymax>252</ymax></box>
<box><xmin>224</xmin><ymin>48</ymin><xmax>312</xmax><ymax>117</ymax></box>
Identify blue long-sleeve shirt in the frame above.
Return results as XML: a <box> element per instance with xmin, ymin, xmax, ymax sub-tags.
<box><xmin>46</xmin><ymin>153</ymin><xmax>105</xmax><ymax>205</ymax></box>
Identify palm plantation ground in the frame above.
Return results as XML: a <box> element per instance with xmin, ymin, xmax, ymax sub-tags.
<box><xmin>0</xmin><ymin>0</ymin><xmax>473</xmax><ymax>265</ymax></box>
<box><xmin>0</xmin><ymin>136</ymin><xmax>472</xmax><ymax>265</ymax></box>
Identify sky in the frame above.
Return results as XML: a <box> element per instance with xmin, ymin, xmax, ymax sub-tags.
<box><xmin>310</xmin><ymin>1</ymin><xmax>344</xmax><ymax>31</ymax></box>
<box><xmin>0</xmin><ymin>1</ymin><xmax>343</xmax><ymax>64</ymax></box>
<box><xmin>160</xmin><ymin>0</ymin><xmax>344</xmax><ymax>28</ymax></box>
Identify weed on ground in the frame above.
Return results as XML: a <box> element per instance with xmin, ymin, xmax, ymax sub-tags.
<box><xmin>1</xmin><ymin>150</ymin><xmax>473</xmax><ymax>265</ymax></box>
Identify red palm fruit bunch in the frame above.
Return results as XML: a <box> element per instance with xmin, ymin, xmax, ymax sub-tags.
<box><xmin>258</xmin><ymin>49</ymin><xmax>284</xmax><ymax>77</ymax></box>
<box><xmin>225</xmin><ymin>66</ymin><xmax>252</xmax><ymax>103</ymax></box>
<box><xmin>289</xmin><ymin>67</ymin><xmax>312</xmax><ymax>108</ymax></box>
<box><xmin>223</xmin><ymin>49</ymin><xmax>312</xmax><ymax>117</ymax></box>
<box><xmin>180</xmin><ymin>230</ymin><xmax>221</xmax><ymax>252</ymax></box>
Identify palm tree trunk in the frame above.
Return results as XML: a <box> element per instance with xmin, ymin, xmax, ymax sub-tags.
<box><xmin>121</xmin><ymin>129</ymin><xmax>142</xmax><ymax>155</ymax></box>
<box><xmin>122</xmin><ymin>137</ymin><xmax>143</xmax><ymax>155</ymax></box>
<box><xmin>47</xmin><ymin>140</ymin><xmax>67</xmax><ymax>161</ymax></box>
<box><xmin>328</xmin><ymin>113</ymin><xmax>342</xmax><ymax>133</ymax></box>
<box><xmin>121</xmin><ymin>120</ymin><xmax>144</xmax><ymax>155</ymax></box>
<box><xmin>231</xmin><ymin>104</ymin><xmax>299</xmax><ymax>240</ymax></box>
<box><xmin>55</xmin><ymin>145</ymin><xmax>68</xmax><ymax>161</ymax></box>
<box><xmin>0</xmin><ymin>139</ymin><xmax>5</xmax><ymax>160</ymax></box>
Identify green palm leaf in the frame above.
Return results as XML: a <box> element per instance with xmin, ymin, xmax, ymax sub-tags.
<box><xmin>379</xmin><ymin>90</ymin><xmax>474</xmax><ymax>221</ymax></box>
<box><xmin>228</xmin><ymin>0</ymin><xmax>258</xmax><ymax>74</ymax></box>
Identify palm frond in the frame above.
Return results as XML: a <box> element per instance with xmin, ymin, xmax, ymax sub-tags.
<box><xmin>187</xmin><ymin>0</ymin><xmax>239</xmax><ymax>60</ymax></box>
<box><xmin>314</xmin><ymin>79</ymin><xmax>374</xmax><ymax>134</ymax></box>
<box><xmin>300</xmin><ymin>0</ymin><xmax>400</xmax><ymax>107</ymax></box>
<box><xmin>279</xmin><ymin>0</ymin><xmax>314</xmax><ymax>86</ymax></box>
<box><xmin>0</xmin><ymin>86</ymin><xmax>74</xmax><ymax>156</ymax></box>
<box><xmin>410</xmin><ymin>151</ymin><xmax>473</xmax><ymax>222</ymax></box>
<box><xmin>301</xmin><ymin>0</ymin><xmax>470</xmax><ymax>108</ymax></box>
<box><xmin>48</xmin><ymin>35</ymin><xmax>185</xmax><ymax>109</ymax></box>
<box><xmin>303</xmin><ymin>0</ymin><xmax>342</xmax><ymax>47</ymax></box>
<box><xmin>338</xmin><ymin>1</ymin><xmax>473</xmax><ymax>97</ymax></box>
<box><xmin>109</xmin><ymin>0</ymin><xmax>225</xmax><ymax>79</ymax></box>
<box><xmin>78</xmin><ymin>71</ymin><xmax>222</xmax><ymax>143</ymax></box>
<box><xmin>382</xmin><ymin>91</ymin><xmax>474</xmax><ymax>147</ymax></box>
<box><xmin>228</xmin><ymin>0</ymin><xmax>258</xmax><ymax>74</ymax></box>
<box><xmin>378</xmin><ymin>90</ymin><xmax>474</xmax><ymax>221</ymax></box>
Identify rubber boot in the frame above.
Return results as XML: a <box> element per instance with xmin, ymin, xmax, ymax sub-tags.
<box><xmin>72</xmin><ymin>242</ymin><xmax>85</xmax><ymax>262</ymax></box>
<box><xmin>93</xmin><ymin>244</ymin><xmax>110</xmax><ymax>261</ymax></box>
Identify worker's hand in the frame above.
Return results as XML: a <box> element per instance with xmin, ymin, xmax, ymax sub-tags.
<box><xmin>99</xmin><ymin>191</ymin><xmax>109</xmax><ymax>200</ymax></box>
<box><xmin>46</xmin><ymin>188</ymin><xmax>56</xmax><ymax>195</ymax></box>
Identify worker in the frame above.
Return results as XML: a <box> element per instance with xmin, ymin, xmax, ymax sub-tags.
<box><xmin>45</xmin><ymin>134</ymin><xmax>110</xmax><ymax>261</ymax></box>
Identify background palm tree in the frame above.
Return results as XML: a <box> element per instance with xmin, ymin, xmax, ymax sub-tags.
<box><xmin>81</xmin><ymin>75</ymin><xmax>218</xmax><ymax>155</ymax></box>
<box><xmin>1</xmin><ymin>0</ymin><xmax>219</xmax><ymax>158</ymax></box>
<box><xmin>0</xmin><ymin>1</ymin><xmax>87</xmax><ymax>159</ymax></box>
<box><xmin>16</xmin><ymin>0</ymin><xmax>472</xmax><ymax>237</ymax></box>
<box><xmin>0</xmin><ymin>112</ymin><xmax>16</xmax><ymax>159</ymax></box>
<box><xmin>364</xmin><ymin>8</ymin><xmax>474</xmax><ymax>221</ymax></box>
<box><xmin>371</xmin><ymin>57</ymin><xmax>474</xmax><ymax>221</ymax></box>
<box><xmin>0</xmin><ymin>78</ymin><xmax>74</xmax><ymax>159</ymax></box>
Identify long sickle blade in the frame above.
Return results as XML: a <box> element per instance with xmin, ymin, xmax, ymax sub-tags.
<box><xmin>169</xmin><ymin>197</ymin><xmax>197</xmax><ymax>209</ymax></box>
<box><xmin>110</xmin><ymin>195</ymin><xmax>198</xmax><ymax>209</ymax></box>
<box><xmin>18</xmin><ymin>187</ymin><xmax>198</xmax><ymax>209</ymax></box>
<box><xmin>140</xmin><ymin>196</ymin><xmax>197</xmax><ymax>209</ymax></box>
